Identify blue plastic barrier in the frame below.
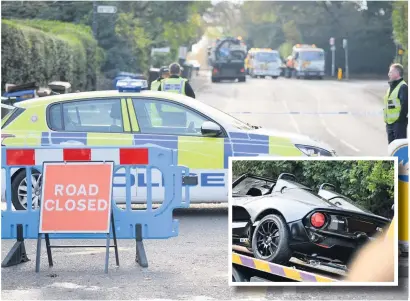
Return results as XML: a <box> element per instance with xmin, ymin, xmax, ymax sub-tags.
<box><xmin>1</xmin><ymin>145</ymin><xmax>197</xmax><ymax>270</ymax></box>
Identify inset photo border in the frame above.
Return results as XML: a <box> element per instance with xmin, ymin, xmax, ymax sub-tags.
<box><xmin>228</xmin><ymin>156</ymin><xmax>398</xmax><ymax>287</ymax></box>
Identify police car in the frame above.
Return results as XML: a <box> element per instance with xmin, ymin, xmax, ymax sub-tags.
<box><xmin>1</xmin><ymin>79</ymin><xmax>336</xmax><ymax>210</ymax></box>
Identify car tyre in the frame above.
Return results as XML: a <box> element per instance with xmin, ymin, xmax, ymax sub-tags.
<box><xmin>251</xmin><ymin>214</ymin><xmax>292</xmax><ymax>264</ymax></box>
<box><xmin>238</xmin><ymin>77</ymin><xmax>246</xmax><ymax>83</ymax></box>
<box><xmin>11</xmin><ymin>169</ymin><xmax>42</xmax><ymax>211</ymax></box>
<box><xmin>272</xmin><ymin>76</ymin><xmax>278</xmax><ymax>79</ymax></box>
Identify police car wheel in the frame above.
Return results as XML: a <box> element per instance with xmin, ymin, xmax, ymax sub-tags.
<box><xmin>11</xmin><ymin>169</ymin><xmax>42</xmax><ymax>210</ymax></box>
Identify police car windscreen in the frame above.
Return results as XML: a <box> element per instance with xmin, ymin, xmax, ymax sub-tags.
<box><xmin>300</xmin><ymin>51</ymin><xmax>324</xmax><ymax>61</ymax></box>
<box><xmin>255</xmin><ymin>52</ymin><xmax>279</xmax><ymax>62</ymax></box>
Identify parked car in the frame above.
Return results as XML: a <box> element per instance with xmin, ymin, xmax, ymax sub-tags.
<box><xmin>2</xmin><ymin>81</ymin><xmax>72</xmax><ymax>103</ymax></box>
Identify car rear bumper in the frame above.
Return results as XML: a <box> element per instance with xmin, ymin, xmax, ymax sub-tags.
<box><xmin>212</xmin><ymin>72</ymin><xmax>245</xmax><ymax>79</ymax></box>
<box><xmin>288</xmin><ymin>219</ymin><xmax>371</xmax><ymax>263</ymax></box>
<box><xmin>297</xmin><ymin>70</ymin><xmax>325</xmax><ymax>76</ymax></box>
<box><xmin>252</xmin><ymin>69</ymin><xmax>281</xmax><ymax>76</ymax></box>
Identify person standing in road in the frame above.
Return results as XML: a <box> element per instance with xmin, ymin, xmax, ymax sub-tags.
<box><xmin>150</xmin><ymin>66</ymin><xmax>170</xmax><ymax>91</ymax></box>
<box><xmin>158</xmin><ymin>62</ymin><xmax>196</xmax><ymax>98</ymax></box>
<box><xmin>384</xmin><ymin>63</ymin><xmax>408</xmax><ymax>144</ymax></box>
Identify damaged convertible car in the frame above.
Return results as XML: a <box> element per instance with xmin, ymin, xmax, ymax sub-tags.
<box><xmin>231</xmin><ymin>173</ymin><xmax>391</xmax><ymax>269</ymax></box>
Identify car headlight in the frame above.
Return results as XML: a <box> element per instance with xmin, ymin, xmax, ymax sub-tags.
<box><xmin>295</xmin><ymin>144</ymin><xmax>335</xmax><ymax>157</ymax></box>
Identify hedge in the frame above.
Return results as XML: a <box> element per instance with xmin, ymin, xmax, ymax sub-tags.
<box><xmin>1</xmin><ymin>19</ymin><xmax>103</xmax><ymax>92</ymax></box>
<box><xmin>232</xmin><ymin>160</ymin><xmax>394</xmax><ymax>218</ymax></box>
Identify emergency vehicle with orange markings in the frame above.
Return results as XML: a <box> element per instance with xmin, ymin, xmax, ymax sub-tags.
<box><xmin>284</xmin><ymin>44</ymin><xmax>325</xmax><ymax>79</ymax></box>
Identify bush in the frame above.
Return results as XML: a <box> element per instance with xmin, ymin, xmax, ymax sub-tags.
<box><xmin>1</xmin><ymin>19</ymin><xmax>103</xmax><ymax>92</ymax></box>
<box><xmin>232</xmin><ymin>160</ymin><xmax>394</xmax><ymax>217</ymax></box>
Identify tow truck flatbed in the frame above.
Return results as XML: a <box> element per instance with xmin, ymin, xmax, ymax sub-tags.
<box><xmin>232</xmin><ymin>246</ymin><xmax>343</xmax><ymax>283</ymax></box>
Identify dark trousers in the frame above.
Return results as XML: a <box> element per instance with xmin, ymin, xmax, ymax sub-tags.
<box><xmin>386</xmin><ymin>121</ymin><xmax>407</xmax><ymax>144</ymax></box>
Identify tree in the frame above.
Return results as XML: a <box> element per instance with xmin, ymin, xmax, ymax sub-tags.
<box><xmin>210</xmin><ymin>1</ymin><xmax>397</xmax><ymax>76</ymax></box>
<box><xmin>1</xmin><ymin>19</ymin><xmax>102</xmax><ymax>91</ymax></box>
<box><xmin>392</xmin><ymin>1</ymin><xmax>408</xmax><ymax>80</ymax></box>
<box><xmin>232</xmin><ymin>160</ymin><xmax>394</xmax><ymax>217</ymax></box>
<box><xmin>1</xmin><ymin>1</ymin><xmax>211</xmax><ymax>83</ymax></box>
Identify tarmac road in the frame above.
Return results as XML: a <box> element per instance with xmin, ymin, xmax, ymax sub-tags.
<box><xmin>196</xmin><ymin>72</ymin><xmax>390</xmax><ymax>156</ymax></box>
<box><xmin>1</xmin><ymin>204</ymin><xmax>408</xmax><ymax>300</ymax></box>
<box><xmin>2</xmin><ymin>75</ymin><xmax>408</xmax><ymax>300</ymax></box>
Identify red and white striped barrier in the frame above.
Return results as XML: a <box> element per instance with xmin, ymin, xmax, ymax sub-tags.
<box><xmin>5</xmin><ymin>148</ymin><xmax>149</xmax><ymax>166</ymax></box>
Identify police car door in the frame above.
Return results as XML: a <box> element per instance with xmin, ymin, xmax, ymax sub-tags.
<box><xmin>127</xmin><ymin>97</ymin><xmax>228</xmax><ymax>203</ymax></box>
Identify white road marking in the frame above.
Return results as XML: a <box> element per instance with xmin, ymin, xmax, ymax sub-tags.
<box><xmin>340</xmin><ymin>139</ymin><xmax>361</xmax><ymax>152</ymax></box>
<box><xmin>281</xmin><ymin>98</ymin><xmax>301</xmax><ymax>134</ymax></box>
<box><xmin>316</xmin><ymin>89</ymin><xmax>361</xmax><ymax>153</ymax></box>
<box><xmin>320</xmin><ymin>117</ymin><xmax>337</xmax><ymax>138</ymax></box>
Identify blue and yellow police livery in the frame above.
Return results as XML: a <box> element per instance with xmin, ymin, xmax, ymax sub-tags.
<box><xmin>1</xmin><ymin>79</ymin><xmax>336</xmax><ymax>210</ymax></box>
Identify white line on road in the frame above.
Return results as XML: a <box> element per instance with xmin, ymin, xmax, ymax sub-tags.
<box><xmin>320</xmin><ymin>118</ymin><xmax>337</xmax><ymax>138</ymax></box>
<box><xmin>340</xmin><ymin>139</ymin><xmax>361</xmax><ymax>152</ymax></box>
<box><xmin>281</xmin><ymin>98</ymin><xmax>301</xmax><ymax>134</ymax></box>
<box><xmin>315</xmin><ymin>89</ymin><xmax>361</xmax><ymax>153</ymax></box>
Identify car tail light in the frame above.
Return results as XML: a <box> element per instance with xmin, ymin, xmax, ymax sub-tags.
<box><xmin>240</xmin><ymin>68</ymin><xmax>245</xmax><ymax>73</ymax></box>
<box><xmin>213</xmin><ymin>68</ymin><xmax>219</xmax><ymax>74</ymax></box>
<box><xmin>1</xmin><ymin>133</ymin><xmax>15</xmax><ymax>146</ymax></box>
<box><xmin>311</xmin><ymin>212</ymin><xmax>326</xmax><ymax>228</ymax></box>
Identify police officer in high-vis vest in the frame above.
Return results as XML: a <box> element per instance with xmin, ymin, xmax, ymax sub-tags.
<box><xmin>384</xmin><ymin>63</ymin><xmax>408</xmax><ymax>144</ymax></box>
<box><xmin>157</xmin><ymin>63</ymin><xmax>196</xmax><ymax>98</ymax></box>
<box><xmin>150</xmin><ymin>66</ymin><xmax>169</xmax><ymax>91</ymax></box>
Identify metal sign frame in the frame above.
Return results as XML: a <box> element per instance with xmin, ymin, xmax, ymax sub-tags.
<box><xmin>36</xmin><ymin>161</ymin><xmax>116</xmax><ymax>273</ymax></box>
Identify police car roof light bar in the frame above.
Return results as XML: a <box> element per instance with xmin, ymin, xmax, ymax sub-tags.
<box><xmin>116</xmin><ymin>78</ymin><xmax>145</xmax><ymax>92</ymax></box>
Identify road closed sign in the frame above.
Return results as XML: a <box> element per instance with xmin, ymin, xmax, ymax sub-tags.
<box><xmin>39</xmin><ymin>162</ymin><xmax>114</xmax><ymax>233</ymax></box>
